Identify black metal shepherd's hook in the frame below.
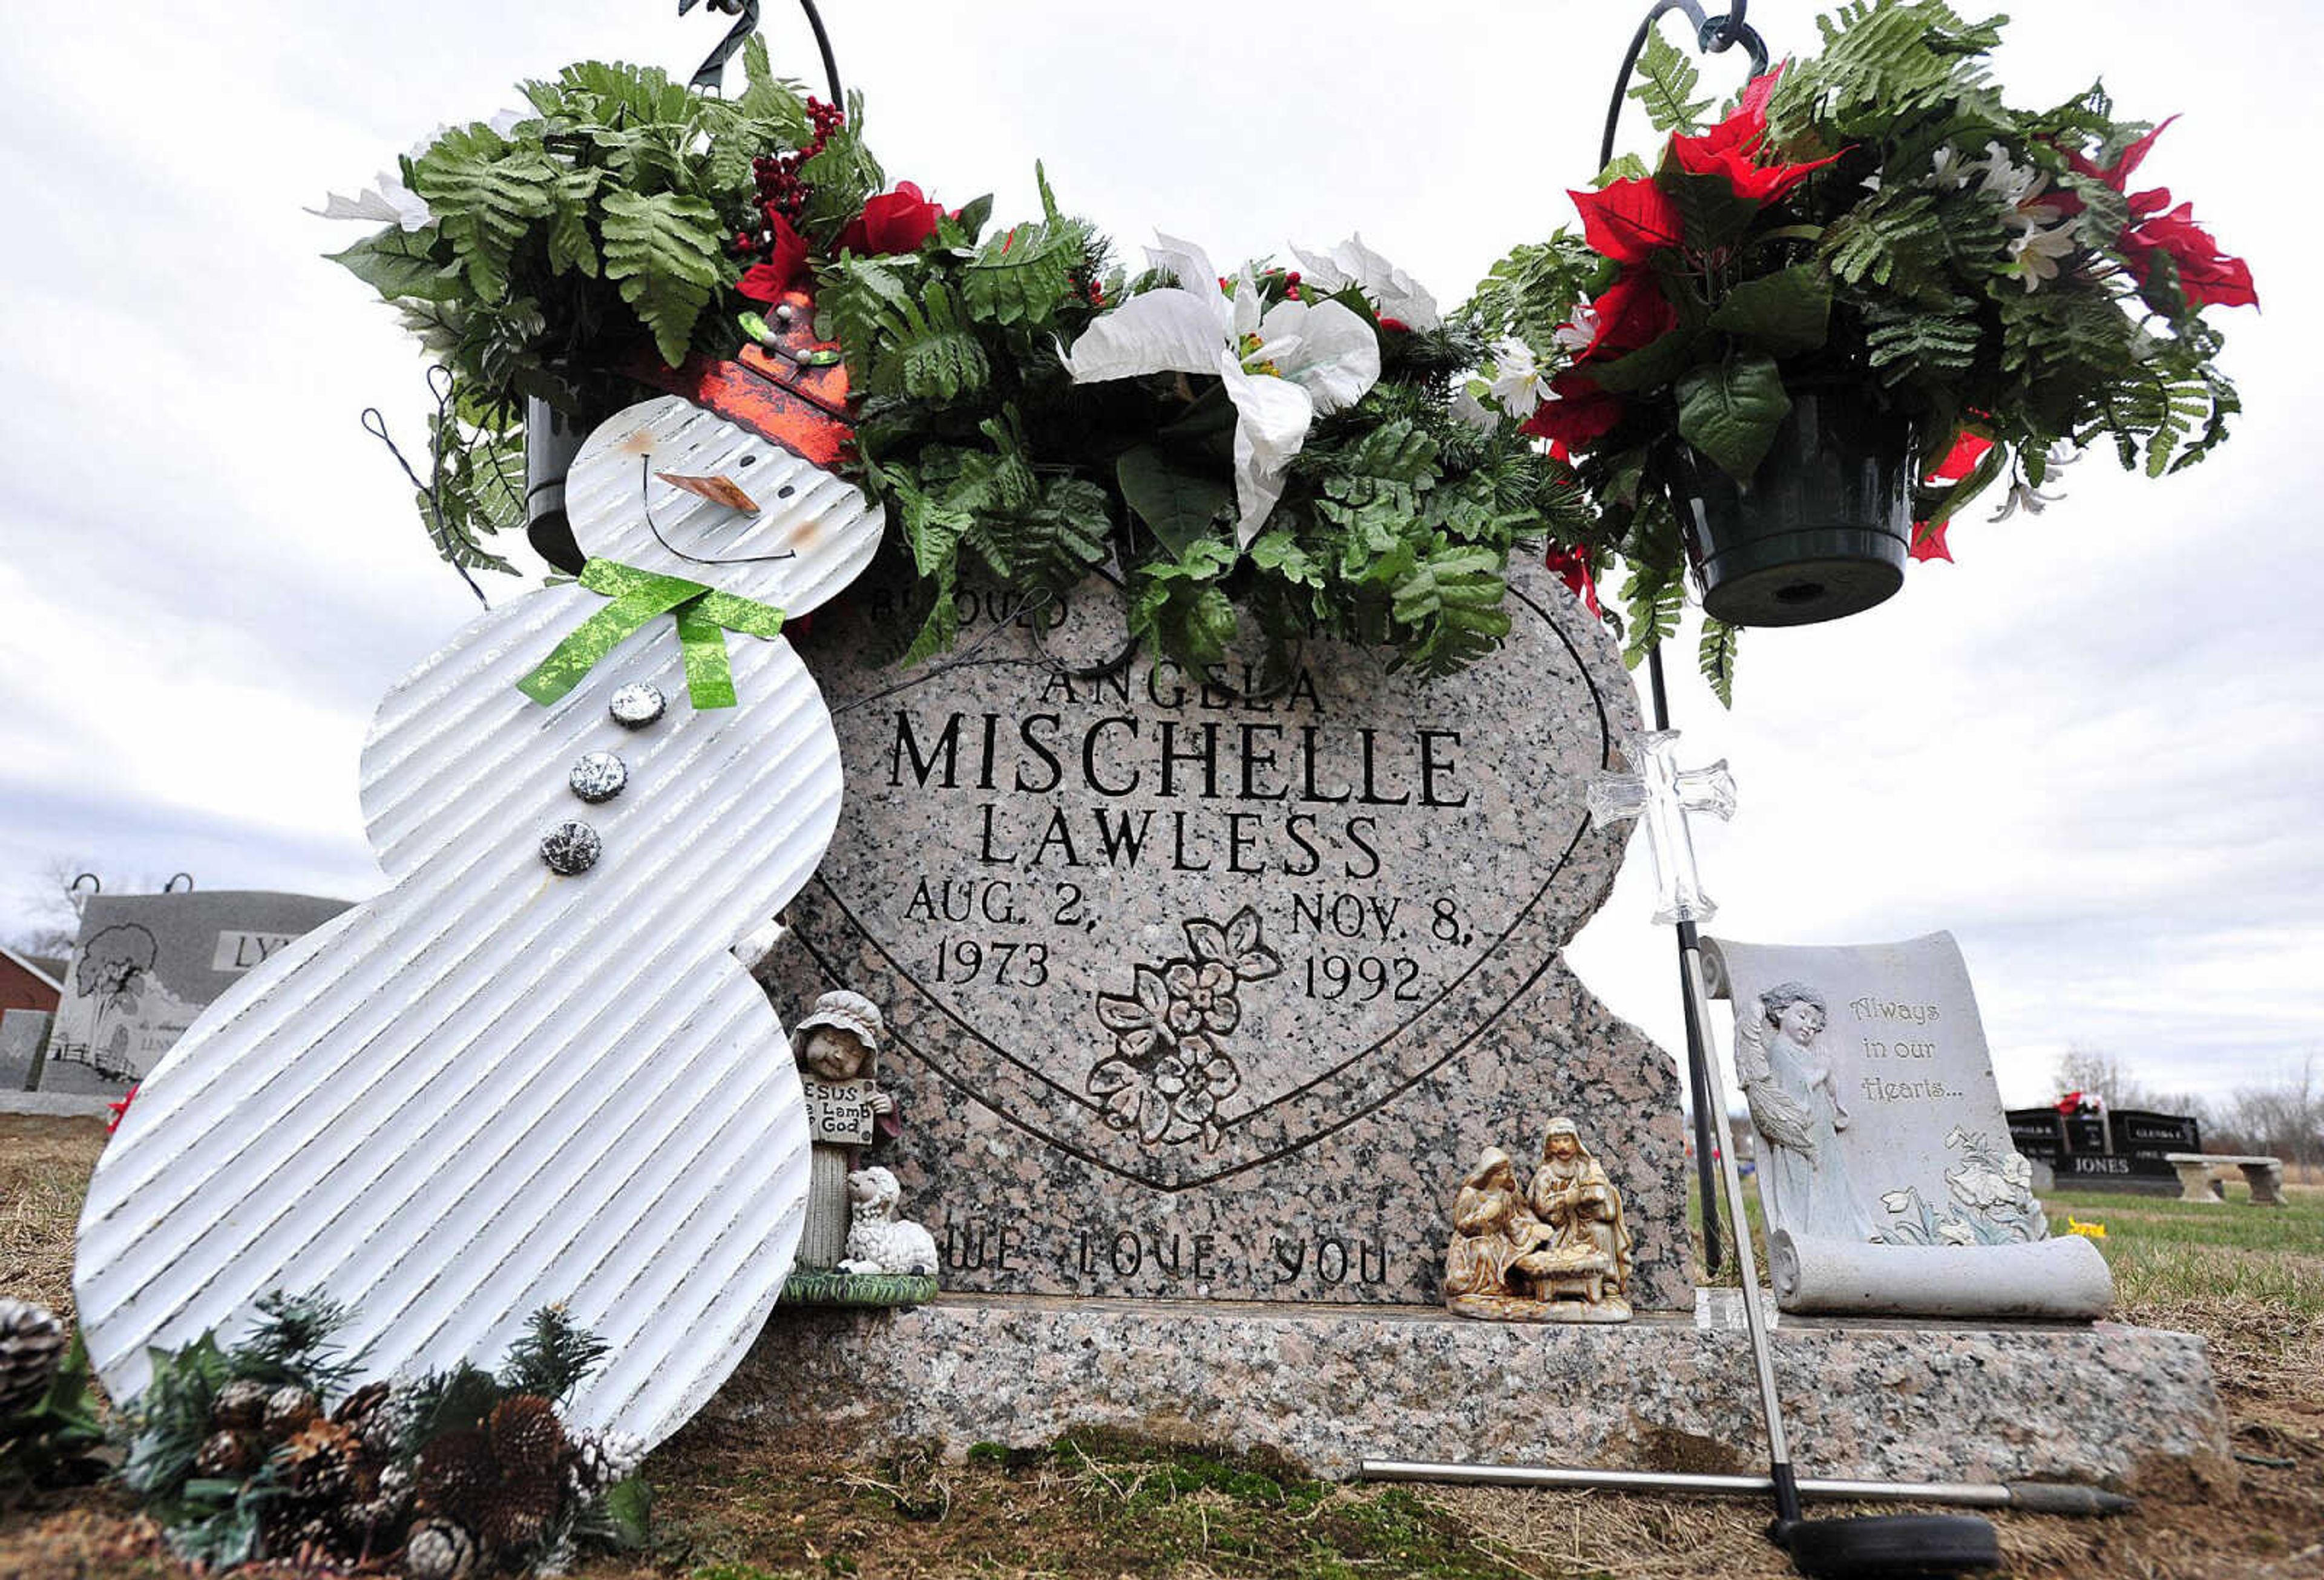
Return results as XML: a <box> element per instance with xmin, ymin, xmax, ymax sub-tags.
<box><xmin>681</xmin><ymin>0</ymin><xmax>844</xmax><ymax>106</ymax></box>
<box><xmin>1595</xmin><ymin>0</ymin><xmax>1767</xmax><ymax>1287</ymax></box>
<box><xmin>1600</xmin><ymin>2</ymin><xmax>1768</xmax><ymax>169</ymax></box>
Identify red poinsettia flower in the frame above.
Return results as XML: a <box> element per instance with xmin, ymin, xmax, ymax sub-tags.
<box><xmin>2055</xmin><ymin>118</ymin><xmax>2256</xmax><ymax>310</ymax></box>
<box><xmin>2124</xmin><ymin>200</ymin><xmax>2258</xmax><ymax>310</ymax></box>
<box><xmin>1909</xmin><ymin>430</ymin><xmax>1995</xmax><ymax>565</ymax></box>
<box><xmin>1580</xmin><ymin>268</ymin><xmax>1680</xmax><ymax>362</ymax></box>
<box><xmin>1673</xmin><ymin>138</ymin><xmax>1846</xmax><ymax>206</ymax></box>
<box><xmin>737</xmin><ymin>212</ymin><xmax>812</xmax><ymax>302</ymax></box>
<box><xmin>1521</xmin><ymin>370</ymin><xmax>1627</xmax><ymax>450</ymax></box>
<box><xmin>1660</xmin><ymin>65</ymin><xmax>1839</xmax><ymax>205</ymax></box>
<box><xmin>1924</xmin><ymin>430</ymin><xmax>1995</xmax><ymax>486</ymax></box>
<box><xmin>2066</xmin><ymin>115</ymin><xmax>2177</xmax><ymax>191</ymax></box>
<box><xmin>1543</xmin><ymin>545</ymin><xmax>1604</xmax><ymax>617</ymax></box>
<box><xmin>1568</xmin><ymin>177</ymin><xmax>1685</xmax><ymax>264</ymax></box>
<box><xmin>838</xmin><ymin>180</ymin><xmax>946</xmax><ymax>255</ymax></box>
<box><xmin>1909</xmin><ymin>518</ymin><xmax>1955</xmax><ymax>564</ymax></box>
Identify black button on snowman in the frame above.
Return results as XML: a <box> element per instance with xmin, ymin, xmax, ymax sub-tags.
<box><xmin>539</xmin><ymin>692</ymin><xmax>657</xmax><ymax>875</ymax></box>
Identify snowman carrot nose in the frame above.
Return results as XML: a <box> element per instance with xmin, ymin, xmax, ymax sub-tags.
<box><xmin>641</xmin><ymin>456</ymin><xmax>800</xmax><ymax>566</ymax></box>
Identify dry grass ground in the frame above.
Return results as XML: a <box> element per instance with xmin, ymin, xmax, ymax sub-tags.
<box><xmin>4</xmin><ymin>1117</ymin><xmax>2319</xmax><ymax>1579</ymax></box>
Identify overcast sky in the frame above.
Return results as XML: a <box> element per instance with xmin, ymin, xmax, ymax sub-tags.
<box><xmin>1</xmin><ymin>0</ymin><xmax>2314</xmax><ymax>1109</ymax></box>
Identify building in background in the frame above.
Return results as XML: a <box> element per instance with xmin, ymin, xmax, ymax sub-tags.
<box><xmin>0</xmin><ymin>943</ymin><xmax>62</xmax><ymax>1015</ymax></box>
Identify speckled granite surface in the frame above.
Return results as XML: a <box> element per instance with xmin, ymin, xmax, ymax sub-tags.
<box><xmin>714</xmin><ymin>1294</ymin><xmax>2225</xmax><ymax>1484</ymax></box>
<box><xmin>767</xmin><ymin>563</ymin><xmax>1690</xmax><ymax>1308</ymax></box>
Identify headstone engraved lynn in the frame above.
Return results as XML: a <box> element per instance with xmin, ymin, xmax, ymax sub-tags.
<box><xmin>770</xmin><ymin>560</ymin><xmax>1690</xmax><ymax>1307</ymax></box>
<box><xmin>1704</xmin><ymin>932</ymin><xmax>2111</xmax><ymax>1317</ymax></box>
<box><xmin>45</xmin><ymin>891</ymin><xmax>352</xmax><ymax>1089</ymax></box>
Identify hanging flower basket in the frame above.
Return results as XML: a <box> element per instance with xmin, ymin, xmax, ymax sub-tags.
<box><xmin>1669</xmin><ymin>380</ymin><xmax>1914</xmax><ymax>626</ymax></box>
<box><xmin>1468</xmin><ymin>0</ymin><xmax>2256</xmax><ymax>693</ymax></box>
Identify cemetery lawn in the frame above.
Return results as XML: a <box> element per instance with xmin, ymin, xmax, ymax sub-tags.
<box><xmin>5</xmin><ymin>1117</ymin><xmax>2320</xmax><ymax>1580</ymax></box>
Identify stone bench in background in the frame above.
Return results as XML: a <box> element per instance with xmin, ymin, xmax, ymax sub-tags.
<box><xmin>2164</xmin><ymin>1153</ymin><xmax>2286</xmax><ymax>1206</ymax></box>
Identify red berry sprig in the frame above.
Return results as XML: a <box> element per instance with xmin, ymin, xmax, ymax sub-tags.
<box><xmin>736</xmin><ymin>96</ymin><xmax>847</xmax><ymax>257</ymax></box>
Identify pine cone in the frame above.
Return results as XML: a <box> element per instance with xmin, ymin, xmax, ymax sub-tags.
<box><xmin>0</xmin><ymin>1298</ymin><xmax>68</xmax><ymax>1420</ymax></box>
<box><xmin>209</xmin><ymin>1377</ymin><xmax>271</xmax><ymax>1431</ymax></box>
<box><xmin>402</xmin><ymin>1517</ymin><xmax>479</xmax><ymax>1580</ymax></box>
<box><xmin>485</xmin><ymin>1395</ymin><xmax>570</xmax><ymax>1480</ymax></box>
<box><xmin>279</xmin><ymin>1417</ymin><xmax>364</xmax><ymax>1500</ymax></box>
<box><xmin>333</xmin><ymin>1380</ymin><xmax>392</xmax><ymax>1434</ymax></box>
<box><xmin>263</xmin><ymin>1383</ymin><xmax>323</xmax><ymax>1440</ymax></box>
<box><xmin>192</xmin><ymin>1428</ymin><xmax>264</xmax><ymax>1480</ymax></box>
<box><xmin>262</xmin><ymin>1505</ymin><xmax>341</xmax><ymax>1564</ymax></box>
<box><xmin>566</xmin><ymin>1428</ymin><xmax>645</xmax><ymax>1497</ymax></box>
<box><xmin>415</xmin><ymin>1427</ymin><xmax>497</xmax><ymax>1522</ymax></box>
<box><xmin>338</xmin><ymin>1458</ymin><xmax>414</xmax><ymax>1544</ymax></box>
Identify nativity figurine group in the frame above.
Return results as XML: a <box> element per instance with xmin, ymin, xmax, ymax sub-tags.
<box><xmin>1445</xmin><ymin>1116</ymin><xmax>1634</xmax><ymax>1323</ymax></box>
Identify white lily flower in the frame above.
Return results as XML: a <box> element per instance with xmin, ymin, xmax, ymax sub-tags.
<box><xmin>1066</xmin><ymin>233</ymin><xmax>1382</xmax><ymax>546</ymax></box>
<box><xmin>1931</xmin><ymin>144</ymin><xmax>1977</xmax><ymax>189</ymax></box>
<box><xmin>1550</xmin><ymin>303</ymin><xmax>1600</xmax><ymax>356</ymax></box>
<box><xmin>1989</xmin><ymin>477</ymin><xmax>2063</xmax><ymax>520</ymax></box>
<box><xmin>2008</xmin><ymin>219</ymin><xmax>2078</xmax><ymax>292</ymax></box>
<box><xmin>1488</xmin><ymin>336</ymin><xmax>1549</xmax><ymax>419</ymax></box>
<box><xmin>1975</xmin><ymin>142</ymin><xmax>2043</xmax><ymax>205</ymax></box>
<box><xmin>1880</xmin><ymin>1189</ymin><xmax>1915</xmax><ymax>1215</ymax></box>
<box><xmin>1937</xmin><ymin>1220</ymin><xmax>1980</xmax><ymax>1246</ymax></box>
<box><xmin>1289</xmin><ymin>233</ymin><xmax>1442</xmax><ymax>330</ymax></box>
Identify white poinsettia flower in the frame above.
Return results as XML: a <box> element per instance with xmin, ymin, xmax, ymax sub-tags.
<box><xmin>1451</xmin><ymin>383</ymin><xmax>1500</xmax><ymax>434</ymax></box>
<box><xmin>1066</xmin><ymin>232</ymin><xmax>1382</xmax><ymax>546</ymax></box>
<box><xmin>310</xmin><ymin>110</ymin><xmax>536</xmax><ymax>234</ymax></box>
<box><xmin>1487</xmin><ymin>336</ymin><xmax>1549</xmax><ymax>419</ymax></box>
<box><xmin>1550</xmin><ymin>303</ymin><xmax>1600</xmax><ymax>356</ymax></box>
<box><xmin>309</xmin><ymin>171</ymin><xmax>433</xmax><ymax>231</ymax></box>
<box><xmin>1289</xmin><ymin>233</ymin><xmax>1442</xmax><ymax>330</ymax></box>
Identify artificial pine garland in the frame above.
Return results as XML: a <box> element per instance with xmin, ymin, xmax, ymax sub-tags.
<box><xmin>121</xmin><ymin>1292</ymin><xmax>648</xmax><ymax>1575</ymax></box>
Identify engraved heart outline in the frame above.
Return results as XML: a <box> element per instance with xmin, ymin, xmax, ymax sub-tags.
<box><xmin>787</xmin><ymin>580</ymin><xmax>1632</xmax><ymax>1192</ymax></box>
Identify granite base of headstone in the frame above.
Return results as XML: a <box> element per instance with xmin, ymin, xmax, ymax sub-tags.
<box><xmin>720</xmin><ymin>1296</ymin><xmax>2228</xmax><ymax>1486</ymax></box>
<box><xmin>1704</xmin><ymin>932</ymin><xmax>2112</xmax><ymax>1319</ymax></box>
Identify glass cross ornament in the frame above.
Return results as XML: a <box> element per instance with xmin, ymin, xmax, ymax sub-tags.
<box><xmin>1586</xmin><ymin>730</ymin><xmax>1737</xmax><ymax>925</ymax></box>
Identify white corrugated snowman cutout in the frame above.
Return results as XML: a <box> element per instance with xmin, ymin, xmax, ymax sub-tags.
<box><xmin>76</xmin><ymin>392</ymin><xmax>881</xmax><ymax>1449</ymax></box>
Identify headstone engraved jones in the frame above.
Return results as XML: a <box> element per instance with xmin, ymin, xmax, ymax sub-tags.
<box><xmin>771</xmin><ymin>562</ymin><xmax>1690</xmax><ymax>1308</ymax></box>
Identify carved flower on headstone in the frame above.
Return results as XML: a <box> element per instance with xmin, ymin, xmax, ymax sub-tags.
<box><xmin>1087</xmin><ymin>906</ymin><xmax>1284</xmax><ymax>1152</ymax></box>
<box><xmin>1163</xmin><ymin>961</ymin><xmax>1241</xmax><ymax>1037</ymax></box>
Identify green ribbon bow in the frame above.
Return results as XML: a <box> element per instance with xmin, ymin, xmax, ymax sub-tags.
<box><xmin>516</xmin><ymin>559</ymin><xmax>786</xmax><ymax>711</ymax></box>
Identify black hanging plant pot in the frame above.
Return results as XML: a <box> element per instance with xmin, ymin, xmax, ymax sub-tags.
<box><xmin>524</xmin><ymin>378</ymin><xmax>640</xmax><ymax>574</ymax></box>
<box><xmin>1670</xmin><ymin>381</ymin><xmax>1915</xmax><ymax>629</ymax></box>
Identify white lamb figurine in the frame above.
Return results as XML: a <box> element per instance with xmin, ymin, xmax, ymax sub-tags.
<box><xmin>838</xmin><ymin>1167</ymin><xmax>939</xmax><ymax>1277</ymax></box>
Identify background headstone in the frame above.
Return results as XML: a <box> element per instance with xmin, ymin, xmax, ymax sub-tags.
<box><xmin>46</xmin><ymin>890</ymin><xmax>352</xmax><ymax>1087</ymax></box>
<box><xmin>1</xmin><ymin>1008</ymin><xmax>52</xmax><ymax>1091</ymax></box>
<box><xmin>770</xmin><ymin>560</ymin><xmax>1689</xmax><ymax>1309</ymax></box>
<box><xmin>1704</xmin><ymin>931</ymin><xmax>2110</xmax><ymax>1317</ymax></box>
